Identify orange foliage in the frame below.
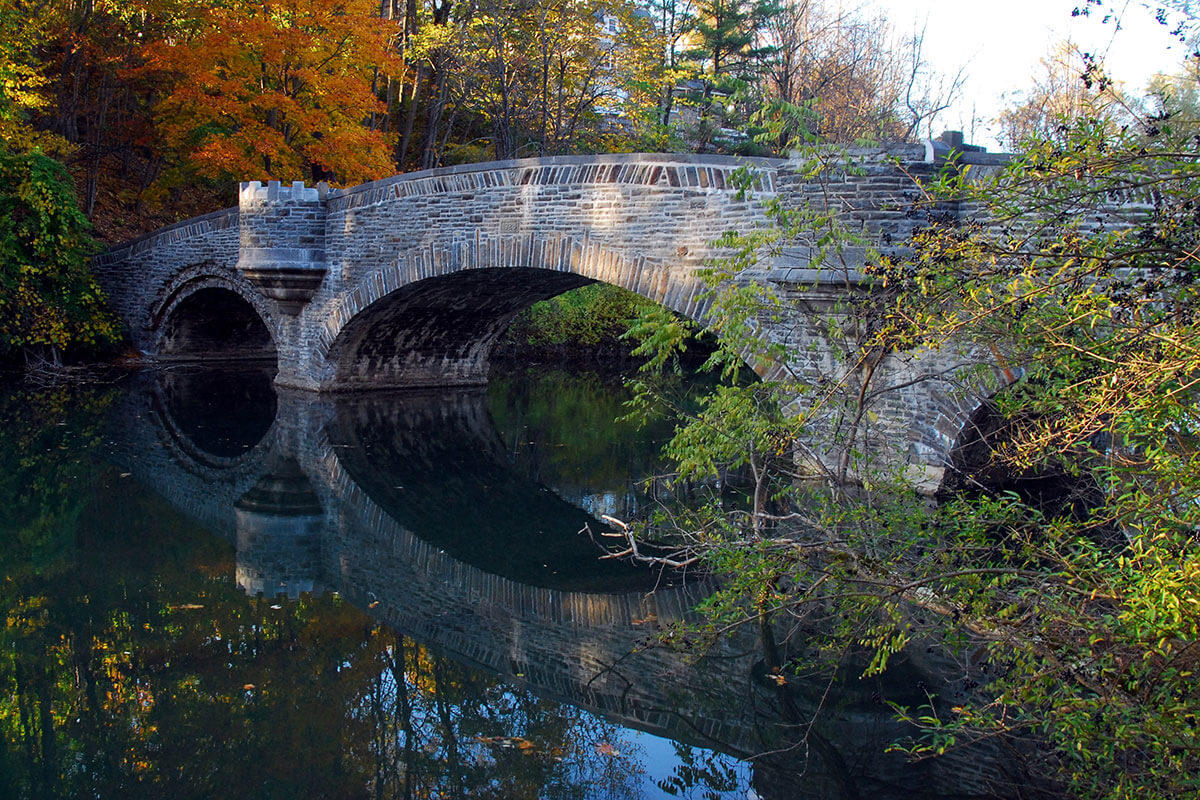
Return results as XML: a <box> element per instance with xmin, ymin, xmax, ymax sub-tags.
<box><xmin>140</xmin><ymin>0</ymin><xmax>401</xmax><ymax>186</ymax></box>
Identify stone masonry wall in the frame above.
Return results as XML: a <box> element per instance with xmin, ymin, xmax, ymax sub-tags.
<box><xmin>290</xmin><ymin>153</ymin><xmax>780</xmax><ymax>390</ymax></box>
<box><xmin>92</xmin><ymin>207</ymin><xmax>275</xmax><ymax>357</ymax></box>
<box><xmin>237</xmin><ymin>180</ymin><xmax>330</xmax><ymax>310</ymax></box>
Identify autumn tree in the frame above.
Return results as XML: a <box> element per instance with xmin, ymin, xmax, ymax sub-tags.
<box><xmin>0</xmin><ymin>145</ymin><xmax>118</xmax><ymax>362</ymax></box>
<box><xmin>0</xmin><ymin>3</ymin><xmax>121</xmax><ymax>363</ymax></box>
<box><xmin>459</xmin><ymin>0</ymin><xmax>530</xmax><ymax>160</ymax></box>
<box><xmin>141</xmin><ymin>0</ymin><xmax>402</xmax><ymax>186</ymax></box>
<box><xmin>441</xmin><ymin>0</ymin><xmax>660</xmax><ymax>161</ymax></box>
<box><xmin>1141</xmin><ymin>55</ymin><xmax>1200</xmax><ymax>132</ymax></box>
<box><xmin>389</xmin><ymin>0</ymin><xmax>456</xmax><ymax>170</ymax></box>
<box><xmin>29</xmin><ymin>0</ymin><xmax>170</xmax><ymax>217</ymax></box>
<box><xmin>0</xmin><ymin>0</ymin><xmax>61</xmax><ymax>154</ymax></box>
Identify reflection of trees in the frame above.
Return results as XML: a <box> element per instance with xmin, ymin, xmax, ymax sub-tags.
<box><xmin>488</xmin><ymin>367</ymin><xmax>664</xmax><ymax>490</ymax></box>
<box><xmin>0</xmin><ymin>375</ymin><xmax>1010</xmax><ymax>799</ymax></box>
<box><xmin>659</xmin><ymin>743</ymin><xmax>744</xmax><ymax>798</ymax></box>
<box><xmin>0</xmin><ymin>465</ymin><xmax>377</xmax><ymax>798</ymax></box>
<box><xmin>0</xmin><ymin>393</ymin><xmax>653</xmax><ymax>800</ymax></box>
<box><xmin>3</xmin><ymin>565</ymin><xmax>649</xmax><ymax>799</ymax></box>
<box><xmin>0</xmin><ymin>383</ymin><xmax>117</xmax><ymax>796</ymax></box>
<box><xmin>354</xmin><ymin>638</ymin><xmax>646</xmax><ymax>799</ymax></box>
<box><xmin>0</xmin><ymin>384</ymin><xmax>117</xmax><ymax>583</ymax></box>
<box><xmin>487</xmin><ymin>366</ymin><xmax>723</xmax><ymax>518</ymax></box>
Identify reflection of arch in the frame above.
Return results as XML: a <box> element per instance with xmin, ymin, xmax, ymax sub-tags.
<box><xmin>325</xmin><ymin>389</ymin><xmax>678</xmax><ymax>592</ymax></box>
<box><xmin>150</xmin><ymin>367</ymin><xmax>279</xmax><ymax>470</ymax></box>
<box><xmin>314</xmin><ymin>237</ymin><xmax>713</xmax><ymax>390</ymax></box>
<box><xmin>319</xmin><ymin>427</ymin><xmax>710</xmax><ymax>638</ymax></box>
<box><xmin>318</xmin><ymin>444</ymin><xmax>741</xmax><ymax>745</ymax></box>
<box><xmin>151</xmin><ymin>267</ymin><xmax>279</xmax><ymax>363</ymax></box>
<box><xmin>113</xmin><ymin>373</ymin><xmax>1022</xmax><ymax>786</ymax></box>
<box><xmin>104</xmin><ymin>371</ymin><xmax>279</xmax><ymax>541</ymax></box>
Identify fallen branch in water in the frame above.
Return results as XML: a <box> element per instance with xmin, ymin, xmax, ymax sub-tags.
<box><xmin>581</xmin><ymin>515</ymin><xmax>701</xmax><ymax>569</ymax></box>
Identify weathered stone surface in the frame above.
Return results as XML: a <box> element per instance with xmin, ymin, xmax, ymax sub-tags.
<box><xmin>237</xmin><ymin>180</ymin><xmax>330</xmax><ymax>311</ymax></box>
<box><xmin>93</xmin><ymin>149</ymin><xmax>1014</xmax><ymax>485</ymax></box>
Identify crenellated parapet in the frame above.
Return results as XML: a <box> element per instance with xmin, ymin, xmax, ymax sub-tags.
<box><xmin>237</xmin><ymin>179</ymin><xmax>331</xmax><ymax>312</ymax></box>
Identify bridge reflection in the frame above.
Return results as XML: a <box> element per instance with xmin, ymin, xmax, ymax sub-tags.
<box><xmin>327</xmin><ymin>388</ymin><xmax>670</xmax><ymax>592</ymax></box>
<box><xmin>102</xmin><ymin>367</ymin><xmax>1028</xmax><ymax>799</ymax></box>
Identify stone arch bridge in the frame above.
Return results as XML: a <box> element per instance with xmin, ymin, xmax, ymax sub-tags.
<box><xmin>94</xmin><ymin>145</ymin><xmax>1008</xmax><ymax>488</ymax></box>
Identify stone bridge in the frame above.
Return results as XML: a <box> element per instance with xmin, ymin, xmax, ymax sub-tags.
<box><xmin>94</xmin><ymin>145</ymin><xmax>1009</xmax><ymax>488</ymax></box>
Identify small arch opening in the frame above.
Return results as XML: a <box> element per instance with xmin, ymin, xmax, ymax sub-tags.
<box><xmin>158</xmin><ymin>287</ymin><xmax>277</xmax><ymax>363</ymax></box>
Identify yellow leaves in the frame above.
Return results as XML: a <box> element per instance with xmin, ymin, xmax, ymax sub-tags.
<box><xmin>0</xmin><ymin>147</ymin><xmax>117</xmax><ymax>353</ymax></box>
<box><xmin>475</xmin><ymin>735</ymin><xmax>538</xmax><ymax>752</ymax></box>
<box><xmin>6</xmin><ymin>594</ymin><xmax>49</xmax><ymax>633</ymax></box>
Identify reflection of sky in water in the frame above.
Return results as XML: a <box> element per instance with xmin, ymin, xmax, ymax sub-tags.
<box><xmin>623</xmin><ymin>730</ymin><xmax>756</xmax><ymax>799</ymax></box>
<box><xmin>365</xmin><ymin>670</ymin><xmax>755</xmax><ymax>799</ymax></box>
<box><xmin>578</xmin><ymin>490</ymin><xmax>635</xmax><ymax>519</ymax></box>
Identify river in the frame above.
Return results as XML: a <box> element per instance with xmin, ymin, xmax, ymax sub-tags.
<box><xmin>0</xmin><ymin>364</ymin><xmax>1028</xmax><ymax>799</ymax></box>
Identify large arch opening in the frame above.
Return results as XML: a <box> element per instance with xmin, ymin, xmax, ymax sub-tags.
<box><xmin>325</xmin><ymin>268</ymin><xmax>595</xmax><ymax>390</ymax></box>
<box><xmin>157</xmin><ymin>287</ymin><xmax>277</xmax><ymax>363</ymax></box>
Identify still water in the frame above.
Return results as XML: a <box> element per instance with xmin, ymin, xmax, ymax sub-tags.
<box><xmin>0</xmin><ymin>365</ymin><xmax>1023</xmax><ymax>799</ymax></box>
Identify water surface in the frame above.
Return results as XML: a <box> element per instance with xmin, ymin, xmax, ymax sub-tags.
<box><xmin>0</xmin><ymin>366</ymin><xmax>1028</xmax><ymax>799</ymax></box>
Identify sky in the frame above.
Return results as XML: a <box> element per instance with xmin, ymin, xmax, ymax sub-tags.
<box><xmin>864</xmin><ymin>0</ymin><xmax>1196</xmax><ymax>149</ymax></box>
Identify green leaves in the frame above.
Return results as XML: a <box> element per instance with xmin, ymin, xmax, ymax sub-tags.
<box><xmin>0</xmin><ymin>145</ymin><xmax>118</xmax><ymax>356</ymax></box>
<box><xmin>506</xmin><ymin>283</ymin><xmax>656</xmax><ymax>350</ymax></box>
<box><xmin>872</xmin><ymin>114</ymin><xmax>1200</xmax><ymax>799</ymax></box>
<box><xmin>662</xmin><ymin>382</ymin><xmax>793</xmax><ymax>483</ymax></box>
<box><xmin>625</xmin><ymin>303</ymin><xmax>698</xmax><ymax>370</ymax></box>
<box><xmin>625</xmin><ymin>122</ymin><xmax>1200</xmax><ymax>799</ymax></box>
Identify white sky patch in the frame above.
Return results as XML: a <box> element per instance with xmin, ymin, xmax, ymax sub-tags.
<box><xmin>865</xmin><ymin>0</ymin><xmax>1193</xmax><ymax>149</ymax></box>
